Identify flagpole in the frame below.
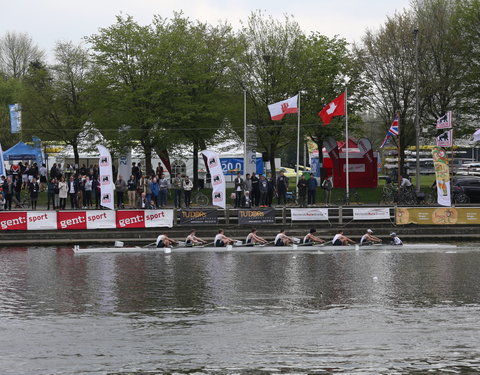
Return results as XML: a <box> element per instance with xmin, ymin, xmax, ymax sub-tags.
<box><xmin>244</xmin><ymin>90</ymin><xmax>247</xmax><ymax>178</ymax></box>
<box><xmin>345</xmin><ymin>88</ymin><xmax>349</xmax><ymax>201</ymax></box>
<box><xmin>296</xmin><ymin>92</ymin><xmax>301</xmax><ymax>201</ymax></box>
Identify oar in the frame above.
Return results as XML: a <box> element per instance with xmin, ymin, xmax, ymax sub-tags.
<box><xmin>197</xmin><ymin>241</ymin><xmax>214</xmax><ymax>248</ymax></box>
<box><xmin>256</xmin><ymin>240</ymin><xmax>274</xmax><ymax>247</ymax></box>
<box><xmin>319</xmin><ymin>240</ymin><xmax>333</xmax><ymax>247</ymax></box>
<box><xmin>143</xmin><ymin>242</ymin><xmax>156</xmax><ymax>248</ymax></box>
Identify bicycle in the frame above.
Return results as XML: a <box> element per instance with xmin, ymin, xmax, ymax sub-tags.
<box><xmin>191</xmin><ymin>190</ymin><xmax>209</xmax><ymax>207</ymax></box>
<box><xmin>335</xmin><ymin>190</ymin><xmax>360</xmax><ymax>206</ymax></box>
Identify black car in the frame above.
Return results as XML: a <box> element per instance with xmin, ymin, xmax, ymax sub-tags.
<box><xmin>452</xmin><ymin>176</ymin><xmax>480</xmax><ymax>203</ymax></box>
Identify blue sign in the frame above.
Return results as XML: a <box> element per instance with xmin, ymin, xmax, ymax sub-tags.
<box><xmin>220</xmin><ymin>158</ymin><xmax>264</xmax><ymax>175</ymax></box>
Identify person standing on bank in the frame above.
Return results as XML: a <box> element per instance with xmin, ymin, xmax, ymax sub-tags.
<box><xmin>68</xmin><ymin>175</ymin><xmax>79</xmax><ymax>209</ymax></box>
<box><xmin>307</xmin><ymin>174</ymin><xmax>318</xmax><ymax>206</ymax></box>
<box><xmin>234</xmin><ymin>172</ymin><xmax>244</xmax><ymax>208</ymax></box>
<box><xmin>259</xmin><ymin>174</ymin><xmax>268</xmax><ymax>207</ymax></box>
<box><xmin>297</xmin><ymin>174</ymin><xmax>308</xmax><ymax>208</ymax></box>
<box><xmin>58</xmin><ymin>176</ymin><xmax>68</xmax><ymax>210</ymax></box>
<box><xmin>115</xmin><ymin>175</ymin><xmax>127</xmax><ymax>209</ymax></box>
<box><xmin>158</xmin><ymin>174</ymin><xmax>169</xmax><ymax>207</ymax></box>
<box><xmin>267</xmin><ymin>173</ymin><xmax>275</xmax><ymax>207</ymax></box>
<box><xmin>276</xmin><ymin>171</ymin><xmax>289</xmax><ymax>205</ymax></box>
<box><xmin>47</xmin><ymin>178</ymin><xmax>56</xmax><ymax>210</ymax></box>
<box><xmin>29</xmin><ymin>177</ymin><xmax>40</xmax><ymax>210</ymax></box>
<box><xmin>322</xmin><ymin>176</ymin><xmax>333</xmax><ymax>206</ymax></box>
<box><xmin>244</xmin><ymin>174</ymin><xmax>252</xmax><ymax>203</ymax></box>
<box><xmin>127</xmin><ymin>175</ymin><xmax>137</xmax><ymax>208</ymax></box>
<box><xmin>183</xmin><ymin>175</ymin><xmax>193</xmax><ymax>208</ymax></box>
<box><xmin>251</xmin><ymin>172</ymin><xmax>259</xmax><ymax>207</ymax></box>
<box><xmin>173</xmin><ymin>173</ymin><xmax>183</xmax><ymax>209</ymax></box>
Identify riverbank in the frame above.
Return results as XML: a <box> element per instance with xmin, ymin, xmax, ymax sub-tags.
<box><xmin>1</xmin><ymin>223</ymin><xmax>479</xmax><ymax>247</ymax></box>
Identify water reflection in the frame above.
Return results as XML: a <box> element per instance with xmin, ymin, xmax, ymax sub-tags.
<box><xmin>1</xmin><ymin>247</ymin><xmax>480</xmax><ymax>374</ymax></box>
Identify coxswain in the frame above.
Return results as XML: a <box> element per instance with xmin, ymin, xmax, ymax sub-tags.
<box><xmin>185</xmin><ymin>229</ymin><xmax>206</xmax><ymax>246</ymax></box>
<box><xmin>303</xmin><ymin>228</ymin><xmax>326</xmax><ymax>245</ymax></box>
<box><xmin>360</xmin><ymin>229</ymin><xmax>382</xmax><ymax>246</ymax></box>
<box><xmin>274</xmin><ymin>229</ymin><xmax>294</xmax><ymax>246</ymax></box>
<box><xmin>245</xmin><ymin>228</ymin><xmax>267</xmax><ymax>245</ymax></box>
<box><xmin>156</xmin><ymin>232</ymin><xmax>177</xmax><ymax>248</ymax></box>
<box><xmin>214</xmin><ymin>229</ymin><xmax>235</xmax><ymax>247</ymax></box>
<box><xmin>332</xmin><ymin>230</ymin><xmax>355</xmax><ymax>246</ymax></box>
<box><xmin>390</xmin><ymin>232</ymin><xmax>403</xmax><ymax>246</ymax></box>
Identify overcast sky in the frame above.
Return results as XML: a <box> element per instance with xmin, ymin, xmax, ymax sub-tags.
<box><xmin>0</xmin><ymin>0</ymin><xmax>412</xmax><ymax>57</ymax></box>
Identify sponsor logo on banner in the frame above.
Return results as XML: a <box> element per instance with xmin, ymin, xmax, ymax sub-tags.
<box><xmin>86</xmin><ymin>210</ymin><xmax>116</xmax><ymax>229</ymax></box>
<box><xmin>102</xmin><ymin>193</ymin><xmax>112</xmax><ymax>204</ymax></box>
<box><xmin>57</xmin><ymin>211</ymin><xmax>87</xmax><ymax>230</ymax></box>
<box><xmin>436</xmin><ymin>111</ymin><xmax>452</xmax><ymax>129</ymax></box>
<box><xmin>213</xmin><ymin>191</ymin><xmax>224</xmax><ymax>204</ymax></box>
<box><xmin>0</xmin><ymin>211</ymin><xmax>27</xmax><ymax>230</ymax></box>
<box><xmin>116</xmin><ymin>210</ymin><xmax>145</xmax><ymax>228</ymax></box>
<box><xmin>343</xmin><ymin>164</ymin><xmax>365</xmax><ymax>173</ymax></box>
<box><xmin>237</xmin><ymin>208</ymin><xmax>275</xmax><ymax>225</ymax></box>
<box><xmin>99</xmin><ymin>157</ymin><xmax>109</xmax><ymax>167</ymax></box>
<box><xmin>353</xmin><ymin>208</ymin><xmax>390</xmax><ymax>220</ymax></box>
<box><xmin>436</xmin><ymin>130</ymin><xmax>453</xmax><ymax>147</ymax></box>
<box><xmin>27</xmin><ymin>212</ymin><xmax>57</xmax><ymax>230</ymax></box>
<box><xmin>179</xmin><ymin>209</ymin><xmax>218</xmax><ymax>225</ymax></box>
<box><xmin>100</xmin><ymin>175</ymin><xmax>110</xmax><ymax>185</ymax></box>
<box><xmin>395</xmin><ymin>207</ymin><xmax>480</xmax><ymax>225</ymax></box>
<box><xmin>212</xmin><ymin>174</ymin><xmax>222</xmax><ymax>186</ymax></box>
<box><xmin>291</xmin><ymin>208</ymin><xmax>329</xmax><ymax>221</ymax></box>
<box><xmin>145</xmin><ymin>210</ymin><xmax>174</xmax><ymax>228</ymax></box>
<box><xmin>208</xmin><ymin>157</ymin><xmax>218</xmax><ymax>168</ymax></box>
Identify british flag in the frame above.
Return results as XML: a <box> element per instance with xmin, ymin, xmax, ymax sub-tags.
<box><xmin>379</xmin><ymin>114</ymin><xmax>399</xmax><ymax>148</ymax></box>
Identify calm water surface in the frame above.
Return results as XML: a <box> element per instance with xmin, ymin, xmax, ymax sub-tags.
<box><xmin>1</xmin><ymin>246</ymin><xmax>480</xmax><ymax>374</ymax></box>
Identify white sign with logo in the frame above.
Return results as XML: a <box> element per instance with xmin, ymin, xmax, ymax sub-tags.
<box><xmin>291</xmin><ymin>208</ymin><xmax>329</xmax><ymax>221</ymax></box>
<box><xmin>97</xmin><ymin>145</ymin><xmax>114</xmax><ymax>210</ymax></box>
<box><xmin>86</xmin><ymin>210</ymin><xmax>116</xmax><ymax>229</ymax></box>
<box><xmin>202</xmin><ymin>150</ymin><xmax>226</xmax><ymax>209</ymax></box>
<box><xmin>144</xmin><ymin>210</ymin><xmax>174</xmax><ymax>228</ymax></box>
<box><xmin>353</xmin><ymin>208</ymin><xmax>390</xmax><ymax>220</ymax></box>
<box><xmin>343</xmin><ymin>164</ymin><xmax>365</xmax><ymax>173</ymax></box>
<box><xmin>27</xmin><ymin>211</ymin><xmax>57</xmax><ymax>230</ymax></box>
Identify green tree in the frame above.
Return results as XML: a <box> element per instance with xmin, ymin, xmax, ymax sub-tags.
<box><xmin>0</xmin><ymin>31</ymin><xmax>44</xmax><ymax>79</ymax></box>
<box><xmin>21</xmin><ymin>42</ymin><xmax>92</xmax><ymax>165</ymax></box>
<box><xmin>0</xmin><ymin>77</ymin><xmax>22</xmax><ymax>148</ymax></box>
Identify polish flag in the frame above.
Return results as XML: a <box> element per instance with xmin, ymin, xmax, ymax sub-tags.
<box><xmin>268</xmin><ymin>95</ymin><xmax>299</xmax><ymax>121</ymax></box>
<box><xmin>318</xmin><ymin>92</ymin><xmax>346</xmax><ymax>126</ymax></box>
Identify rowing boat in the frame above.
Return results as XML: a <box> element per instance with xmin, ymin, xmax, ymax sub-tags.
<box><xmin>72</xmin><ymin>243</ymin><xmax>457</xmax><ymax>254</ymax></box>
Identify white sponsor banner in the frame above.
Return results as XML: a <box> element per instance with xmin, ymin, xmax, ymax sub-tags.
<box><xmin>353</xmin><ymin>207</ymin><xmax>390</xmax><ymax>220</ymax></box>
<box><xmin>144</xmin><ymin>209</ymin><xmax>174</xmax><ymax>228</ymax></box>
<box><xmin>291</xmin><ymin>208</ymin><xmax>329</xmax><ymax>221</ymax></box>
<box><xmin>202</xmin><ymin>150</ymin><xmax>226</xmax><ymax>209</ymax></box>
<box><xmin>97</xmin><ymin>145</ymin><xmax>115</xmax><ymax>210</ymax></box>
<box><xmin>86</xmin><ymin>210</ymin><xmax>116</xmax><ymax>229</ymax></box>
<box><xmin>27</xmin><ymin>211</ymin><xmax>57</xmax><ymax>230</ymax></box>
<box><xmin>343</xmin><ymin>164</ymin><xmax>365</xmax><ymax>172</ymax></box>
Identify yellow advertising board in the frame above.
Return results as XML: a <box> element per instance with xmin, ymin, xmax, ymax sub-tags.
<box><xmin>396</xmin><ymin>207</ymin><xmax>480</xmax><ymax>225</ymax></box>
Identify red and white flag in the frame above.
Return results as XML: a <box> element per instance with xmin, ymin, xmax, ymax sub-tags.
<box><xmin>268</xmin><ymin>94</ymin><xmax>298</xmax><ymax>121</ymax></box>
<box><xmin>318</xmin><ymin>92</ymin><xmax>345</xmax><ymax>126</ymax></box>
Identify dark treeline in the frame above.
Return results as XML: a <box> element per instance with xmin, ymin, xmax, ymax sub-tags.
<box><xmin>0</xmin><ymin>1</ymin><xmax>479</xmax><ymax>184</ymax></box>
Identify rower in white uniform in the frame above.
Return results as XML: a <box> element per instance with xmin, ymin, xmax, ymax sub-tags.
<box><xmin>185</xmin><ymin>229</ymin><xmax>206</xmax><ymax>246</ymax></box>
<box><xmin>274</xmin><ymin>229</ymin><xmax>294</xmax><ymax>246</ymax></box>
<box><xmin>390</xmin><ymin>232</ymin><xmax>403</xmax><ymax>246</ymax></box>
<box><xmin>360</xmin><ymin>229</ymin><xmax>382</xmax><ymax>246</ymax></box>
<box><xmin>246</xmin><ymin>228</ymin><xmax>267</xmax><ymax>245</ymax></box>
<box><xmin>214</xmin><ymin>229</ymin><xmax>235</xmax><ymax>247</ymax></box>
<box><xmin>303</xmin><ymin>228</ymin><xmax>326</xmax><ymax>245</ymax></box>
<box><xmin>156</xmin><ymin>232</ymin><xmax>177</xmax><ymax>248</ymax></box>
<box><xmin>332</xmin><ymin>230</ymin><xmax>355</xmax><ymax>246</ymax></box>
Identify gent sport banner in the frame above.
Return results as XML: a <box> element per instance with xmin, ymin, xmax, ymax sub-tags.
<box><xmin>432</xmin><ymin>147</ymin><xmax>451</xmax><ymax>207</ymax></box>
<box><xmin>353</xmin><ymin>207</ymin><xmax>390</xmax><ymax>220</ymax></box>
<box><xmin>179</xmin><ymin>209</ymin><xmax>218</xmax><ymax>225</ymax></box>
<box><xmin>237</xmin><ymin>208</ymin><xmax>275</xmax><ymax>225</ymax></box>
<box><xmin>0</xmin><ymin>210</ymin><xmax>173</xmax><ymax>230</ymax></box>
<box><xmin>396</xmin><ymin>207</ymin><xmax>480</xmax><ymax>225</ymax></box>
<box><xmin>291</xmin><ymin>208</ymin><xmax>329</xmax><ymax>221</ymax></box>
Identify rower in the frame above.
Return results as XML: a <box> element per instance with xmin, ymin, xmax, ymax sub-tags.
<box><xmin>303</xmin><ymin>228</ymin><xmax>326</xmax><ymax>245</ymax></box>
<box><xmin>214</xmin><ymin>229</ymin><xmax>235</xmax><ymax>247</ymax></box>
<box><xmin>246</xmin><ymin>228</ymin><xmax>267</xmax><ymax>245</ymax></box>
<box><xmin>185</xmin><ymin>229</ymin><xmax>206</xmax><ymax>246</ymax></box>
<box><xmin>332</xmin><ymin>230</ymin><xmax>355</xmax><ymax>246</ymax></box>
<box><xmin>390</xmin><ymin>232</ymin><xmax>403</xmax><ymax>246</ymax></box>
<box><xmin>274</xmin><ymin>229</ymin><xmax>294</xmax><ymax>246</ymax></box>
<box><xmin>360</xmin><ymin>229</ymin><xmax>382</xmax><ymax>246</ymax></box>
<box><xmin>156</xmin><ymin>232</ymin><xmax>177</xmax><ymax>248</ymax></box>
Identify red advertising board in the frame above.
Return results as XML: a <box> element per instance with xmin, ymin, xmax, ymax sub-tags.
<box><xmin>116</xmin><ymin>210</ymin><xmax>145</xmax><ymax>228</ymax></box>
<box><xmin>57</xmin><ymin>211</ymin><xmax>87</xmax><ymax>230</ymax></box>
<box><xmin>0</xmin><ymin>212</ymin><xmax>28</xmax><ymax>230</ymax></box>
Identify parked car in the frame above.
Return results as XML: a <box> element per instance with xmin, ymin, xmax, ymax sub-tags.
<box><xmin>452</xmin><ymin>176</ymin><xmax>480</xmax><ymax>203</ymax></box>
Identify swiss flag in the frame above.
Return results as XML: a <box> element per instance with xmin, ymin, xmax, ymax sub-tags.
<box><xmin>268</xmin><ymin>95</ymin><xmax>298</xmax><ymax>121</ymax></box>
<box><xmin>318</xmin><ymin>92</ymin><xmax>345</xmax><ymax>126</ymax></box>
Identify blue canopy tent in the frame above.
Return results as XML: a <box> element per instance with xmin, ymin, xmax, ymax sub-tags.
<box><xmin>4</xmin><ymin>142</ymin><xmax>39</xmax><ymax>161</ymax></box>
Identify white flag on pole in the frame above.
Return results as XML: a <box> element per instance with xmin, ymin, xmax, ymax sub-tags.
<box><xmin>97</xmin><ymin>145</ymin><xmax>115</xmax><ymax>210</ymax></box>
<box><xmin>268</xmin><ymin>95</ymin><xmax>298</xmax><ymax>121</ymax></box>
